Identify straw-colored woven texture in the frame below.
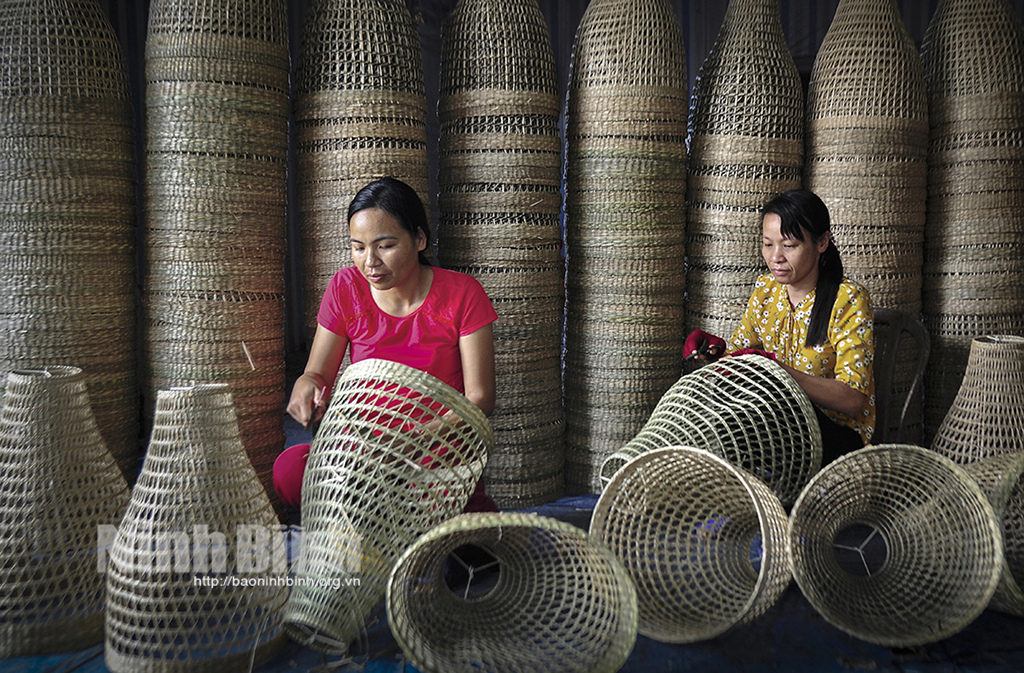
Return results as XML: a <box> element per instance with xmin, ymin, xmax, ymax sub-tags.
<box><xmin>788</xmin><ymin>444</ymin><xmax>1003</xmax><ymax>647</ymax></box>
<box><xmin>105</xmin><ymin>383</ymin><xmax>289</xmax><ymax>673</ymax></box>
<box><xmin>0</xmin><ymin>0</ymin><xmax>138</xmax><ymax>482</ymax></box>
<box><xmin>600</xmin><ymin>354</ymin><xmax>821</xmax><ymax>507</ymax></box>
<box><xmin>283</xmin><ymin>358</ymin><xmax>493</xmax><ymax>655</ymax></box>
<box><xmin>437</xmin><ymin>0</ymin><xmax>564</xmax><ymax>508</ymax></box>
<box><xmin>563</xmin><ymin>0</ymin><xmax>688</xmax><ymax>493</ymax></box>
<box><xmin>386</xmin><ymin>512</ymin><xmax>638</xmax><ymax>673</ymax></box>
<box><xmin>685</xmin><ymin>0</ymin><xmax>804</xmax><ymax>341</ymax></box>
<box><xmin>920</xmin><ymin>0</ymin><xmax>1024</xmax><ymax>441</ymax></box>
<box><xmin>0</xmin><ymin>366</ymin><xmax>130</xmax><ymax>656</ymax></box>
<box><xmin>592</xmin><ymin>447</ymin><xmax>790</xmax><ymax>643</ymax></box>
<box><xmin>296</xmin><ymin>0</ymin><xmax>428</xmax><ymax>338</ymax></box>
<box><xmin>140</xmin><ymin>0</ymin><xmax>289</xmax><ymax>516</ymax></box>
<box><xmin>930</xmin><ymin>334</ymin><xmax>1024</xmax><ymax>463</ymax></box>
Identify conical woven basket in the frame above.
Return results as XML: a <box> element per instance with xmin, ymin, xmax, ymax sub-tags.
<box><xmin>600</xmin><ymin>354</ymin><xmax>822</xmax><ymax>507</ymax></box>
<box><xmin>592</xmin><ymin>447</ymin><xmax>790</xmax><ymax>643</ymax></box>
<box><xmin>930</xmin><ymin>335</ymin><xmax>1024</xmax><ymax>463</ymax></box>
<box><xmin>563</xmin><ymin>0</ymin><xmax>688</xmax><ymax>492</ymax></box>
<box><xmin>788</xmin><ymin>444</ymin><xmax>1003</xmax><ymax>647</ymax></box>
<box><xmin>104</xmin><ymin>383</ymin><xmax>289</xmax><ymax>673</ymax></box>
<box><xmin>0</xmin><ymin>366</ymin><xmax>130</xmax><ymax>656</ymax></box>
<box><xmin>386</xmin><ymin>512</ymin><xmax>638</xmax><ymax>673</ymax></box>
<box><xmin>0</xmin><ymin>0</ymin><xmax>138</xmax><ymax>482</ymax></box>
<box><xmin>685</xmin><ymin>0</ymin><xmax>804</xmax><ymax>341</ymax></box>
<box><xmin>282</xmin><ymin>358</ymin><xmax>493</xmax><ymax>655</ymax></box>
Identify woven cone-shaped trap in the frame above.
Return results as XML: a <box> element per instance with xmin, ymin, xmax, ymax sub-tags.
<box><xmin>685</xmin><ymin>0</ymin><xmax>804</xmax><ymax>341</ymax></box>
<box><xmin>386</xmin><ymin>512</ymin><xmax>637</xmax><ymax>672</ymax></box>
<box><xmin>563</xmin><ymin>0</ymin><xmax>688</xmax><ymax>493</ymax></box>
<box><xmin>592</xmin><ymin>447</ymin><xmax>789</xmax><ymax>643</ymax></box>
<box><xmin>920</xmin><ymin>0</ymin><xmax>1024</xmax><ymax>441</ymax></box>
<box><xmin>0</xmin><ymin>0</ymin><xmax>138</xmax><ymax>482</ymax></box>
<box><xmin>105</xmin><ymin>384</ymin><xmax>289</xmax><ymax>673</ymax></box>
<box><xmin>283</xmin><ymin>358</ymin><xmax>493</xmax><ymax>655</ymax></box>
<box><xmin>296</xmin><ymin>0</ymin><xmax>428</xmax><ymax>337</ymax></box>
<box><xmin>930</xmin><ymin>334</ymin><xmax>1024</xmax><ymax>463</ymax></box>
<box><xmin>437</xmin><ymin>0</ymin><xmax>564</xmax><ymax>508</ymax></box>
<box><xmin>141</xmin><ymin>0</ymin><xmax>289</xmax><ymax>516</ymax></box>
<box><xmin>600</xmin><ymin>354</ymin><xmax>821</xmax><ymax>507</ymax></box>
<box><xmin>0</xmin><ymin>366</ymin><xmax>130</xmax><ymax>656</ymax></box>
<box><xmin>788</xmin><ymin>444</ymin><xmax>1003</xmax><ymax>647</ymax></box>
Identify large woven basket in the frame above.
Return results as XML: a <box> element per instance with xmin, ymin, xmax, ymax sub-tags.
<box><xmin>788</xmin><ymin>444</ymin><xmax>1002</xmax><ymax>647</ymax></box>
<box><xmin>592</xmin><ymin>447</ymin><xmax>790</xmax><ymax>643</ymax></box>
<box><xmin>0</xmin><ymin>366</ymin><xmax>130</xmax><ymax>656</ymax></box>
<box><xmin>282</xmin><ymin>358</ymin><xmax>493</xmax><ymax>655</ymax></box>
<box><xmin>0</xmin><ymin>0</ymin><xmax>138</xmax><ymax>482</ymax></box>
<box><xmin>105</xmin><ymin>384</ymin><xmax>289</xmax><ymax>673</ymax></box>
<box><xmin>386</xmin><ymin>512</ymin><xmax>638</xmax><ymax>673</ymax></box>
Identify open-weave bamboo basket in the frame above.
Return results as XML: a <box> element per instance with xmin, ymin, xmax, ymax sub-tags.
<box><xmin>105</xmin><ymin>383</ymin><xmax>289</xmax><ymax>673</ymax></box>
<box><xmin>386</xmin><ymin>512</ymin><xmax>638</xmax><ymax>672</ymax></box>
<box><xmin>600</xmin><ymin>354</ymin><xmax>821</xmax><ymax>507</ymax></box>
<box><xmin>0</xmin><ymin>366</ymin><xmax>130</xmax><ymax>656</ymax></box>
<box><xmin>437</xmin><ymin>0</ymin><xmax>564</xmax><ymax>508</ymax></box>
<box><xmin>0</xmin><ymin>0</ymin><xmax>138</xmax><ymax>482</ymax></box>
<box><xmin>920</xmin><ymin>0</ymin><xmax>1024</xmax><ymax>441</ymax></box>
<box><xmin>930</xmin><ymin>335</ymin><xmax>1024</xmax><ymax>463</ymax></box>
<box><xmin>788</xmin><ymin>444</ymin><xmax>1002</xmax><ymax>647</ymax></box>
<box><xmin>563</xmin><ymin>0</ymin><xmax>688</xmax><ymax>493</ymax></box>
<box><xmin>592</xmin><ymin>447</ymin><xmax>789</xmax><ymax>643</ymax></box>
<box><xmin>685</xmin><ymin>0</ymin><xmax>804</xmax><ymax>342</ymax></box>
<box><xmin>283</xmin><ymin>358</ymin><xmax>493</xmax><ymax>655</ymax></box>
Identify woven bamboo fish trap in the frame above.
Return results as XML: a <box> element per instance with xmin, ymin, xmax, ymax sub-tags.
<box><xmin>141</xmin><ymin>0</ymin><xmax>289</xmax><ymax>516</ymax></box>
<box><xmin>0</xmin><ymin>0</ymin><xmax>138</xmax><ymax>482</ymax></box>
<box><xmin>386</xmin><ymin>512</ymin><xmax>638</xmax><ymax>673</ymax></box>
<box><xmin>437</xmin><ymin>0</ymin><xmax>564</xmax><ymax>508</ymax></box>
<box><xmin>296</xmin><ymin>0</ymin><xmax>428</xmax><ymax>338</ymax></box>
<box><xmin>685</xmin><ymin>0</ymin><xmax>804</xmax><ymax>342</ymax></box>
<box><xmin>788</xmin><ymin>444</ymin><xmax>1003</xmax><ymax>647</ymax></box>
<box><xmin>930</xmin><ymin>334</ymin><xmax>1024</xmax><ymax>463</ymax></box>
<box><xmin>563</xmin><ymin>0</ymin><xmax>688</xmax><ymax>493</ymax></box>
<box><xmin>105</xmin><ymin>383</ymin><xmax>289</xmax><ymax>673</ymax></box>
<box><xmin>282</xmin><ymin>358</ymin><xmax>493</xmax><ymax>655</ymax></box>
<box><xmin>920</xmin><ymin>0</ymin><xmax>1024</xmax><ymax>442</ymax></box>
<box><xmin>0</xmin><ymin>366</ymin><xmax>130</xmax><ymax>656</ymax></box>
<box><xmin>600</xmin><ymin>354</ymin><xmax>822</xmax><ymax>507</ymax></box>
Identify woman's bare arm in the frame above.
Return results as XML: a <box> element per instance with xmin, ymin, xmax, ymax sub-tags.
<box><xmin>458</xmin><ymin>323</ymin><xmax>496</xmax><ymax>416</ymax></box>
<box><xmin>286</xmin><ymin>324</ymin><xmax>348</xmax><ymax>427</ymax></box>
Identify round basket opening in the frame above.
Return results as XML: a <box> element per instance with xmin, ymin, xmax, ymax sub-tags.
<box><xmin>832</xmin><ymin>523</ymin><xmax>888</xmax><ymax>577</ymax></box>
<box><xmin>443</xmin><ymin>543</ymin><xmax>501</xmax><ymax>601</ymax></box>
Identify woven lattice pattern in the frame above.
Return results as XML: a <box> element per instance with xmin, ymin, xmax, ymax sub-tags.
<box><xmin>930</xmin><ymin>335</ymin><xmax>1024</xmax><ymax>463</ymax></box>
<box><xmin>386</xmin><ymin>512</ymin><xmax>637</xmax><ymax>673</ymax></box>
<box><xmin>141</xmin><ymin>0</ymin><xmax>289</xmax><ymax>515</ymax></box>
<box><xmin>563</xmin><ymin>0</ymin><xmax>688</xmax><ymax>492</ymax></box>
<box><xmin>592</xmin><ymin>447</ymin><xmax>789</xmax><ymax>643</ymax></box>
<box><xmin>685</xmin><ymin>0</ymin><xmax>804</xmax><ymax>341</ymax></box>
<box><xmin>437</xmin><ymin>0</ymin><xmax>563</xmax><ymax>508</ymax></box>
<box><xmin>920</xmin><ymin>0</ymin><xmax>1024</xmax><ymax>441</ymax></box>
<box><xmin>788</xmin><ymin>444</ymin><xmax>1002</xmax><ymax>647</ymax></box>
<box><xmin>296</xmin><ymin>0</ymin><xmax>428</xmax><ymax>337</ymax></box>
<box><xmin>600</xmin><ymin>354</ymin><xmax>821</xmax><ymax>506</ymax></box>
<box><xmin>0</xmin><ymin>367</ymin><xmax>130</xmax><ymax>656</ymax></box>
<box><xmin>105</xmin><ymin>384</ymin><xmax>289</xmax><ymax>673</ymax></box>
<box><xmin>283</xmin><ymin>359</ymin><xmax>493</xmax><ymax>655</ymax></box>
<box><xmin>0</xmin><ymin>0</ymin><xmax>138</xmax><ymax>481</ymax></box>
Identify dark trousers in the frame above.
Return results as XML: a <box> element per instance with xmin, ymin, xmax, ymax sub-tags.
<box><xmin>814</xmin><ymin>405</ymin><xmax>864</xmax><ymax>465</ymax></box>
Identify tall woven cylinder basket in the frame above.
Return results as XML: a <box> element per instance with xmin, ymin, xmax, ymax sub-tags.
<box><xmin>0</xmin><ymin>0</ymin><xmax>138</xmax><ymax>482</ymax></box>
<box><xmin>563</xmin><ymin>0</ymin><xmax>688</xmax><ymax>492</ymax></box>
<box><xmin>437</xmin><ymin>0</ymin><xmax>564</xmax><ymax>508</ymax></box>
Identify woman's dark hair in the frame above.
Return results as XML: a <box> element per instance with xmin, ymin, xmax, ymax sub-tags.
<box><xmin>762</xmin><ymin>189</ymin><xmax>843</xmax><ymax>347</ymax></box>
<box><xmin>348</xmin><ymin>177</ymin><xmax>431</xmax><ymax>265</ymax></box>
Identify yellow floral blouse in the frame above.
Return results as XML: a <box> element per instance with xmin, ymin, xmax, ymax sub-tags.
<box><xmin>729</xmin><ymin>273</ymin><xmax>876</xmax><ymax>443</ymax></box>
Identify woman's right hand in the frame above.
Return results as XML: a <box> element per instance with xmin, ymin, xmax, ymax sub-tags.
<box><xmin>287</xmin><ymin>372</ymin><xmax>328</xmax><ymax>429</ymax></box>
<box><xmin>684</xmin><ymin>329</ymin><xmax>726</xmax><ymax>362</ymax></box>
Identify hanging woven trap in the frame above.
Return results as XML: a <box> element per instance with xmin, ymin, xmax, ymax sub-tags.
<box><xmin>386</xmin><ymin>511</ymin><xmax>637</xmax><ymax>673</ymax></box>
<box><xmin>788</xmin><ymin>444</ymin><xmax>1002</xmax><ymax>647</ymax></box>
<box><xmin>0</xmin><ymin>366</ymin><xmax>130</xmax><ymax>656</ymax></box>
<box><xmin>283</xmin><ymin>358</ymin><xmax>493</xmax><ymax>655</ymax></box>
